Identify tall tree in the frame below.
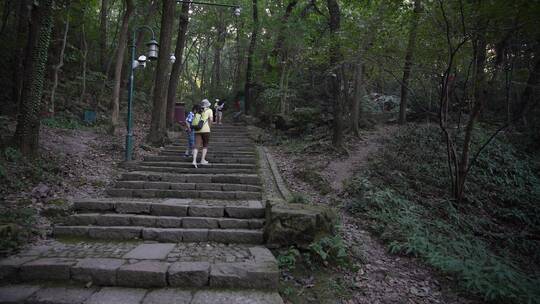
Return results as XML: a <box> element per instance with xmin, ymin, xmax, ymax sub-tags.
<box><xmin>148</xmin><ymin>0</ymin><xmax>175</xmax><ymax>145</ymax></box>
<box><xmin>166</xmin><ymin>1</ymin><xmax>190</xmax><ymax>129</ymax></box>
<box><xmin>211</xmin><ymin>11</ymin><xmax>226</xmax><ymax>97</ymax></box>
<box><xmin>99</xmin><ymin>0</ymin><xmax>108</xmax><ymax>73</ymax></box>
<box><xmin>14</xmin><ymin>0</ymin><xmax>54</xmax><ymax>157</ymax></box>
<box><xmin>244</xmin><ymin>0</ymin><xmax>259</xmax><ymax>115</ymax></box>
<box><xmin>398</xmin><ymin>0</ymin><xmax>422</xmax><ymax>124</ymax></box>
<box><xmin>13</xmin><ymin>0</ymin><xmax>32</xmax><ymax>108</ymax></box>
<box><xmin>109</xmin><ymin>0</ymin><xmax>134</xmax><ymax>134</ymax></box>
<box><xmin>326</xmin><ymin>0</ymin><xmax>343</xmax><ymax>147</ymax></box>
<box><xmin>50</xmin><ymin>8</ymin><xmax>69</xmax><ymax>114</ymax></box>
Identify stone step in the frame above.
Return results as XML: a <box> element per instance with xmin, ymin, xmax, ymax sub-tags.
<box><xmin>119</xmin><ymin>172</ymin><xmax>261</xmax><ymax>185</ymax></box>
<box><xmin>107</xmin><ymin>188</ymin><xmax>262</xmax><ymax>200</ymax></box>
<box><xmin>157</xmin><ymin>150</ymin><xmax>257</xmax><ymax>157</ymax></box>
<box><xmin>146</xmin><ymin>155</ymin><xmax>257</xmax><ymax>164</ymax></box>
<box><xmin>127</xmin><ymin>165</ymin><xmax>256</xmax><ymax>175</ymax></box>
<box><xmin>0</xmin><ymin>285</ymin><xmax>283</xmax><ymax>304</ymax></box>
<box><xmin>53</xmin><ymin>226</ymin><xmax>264</xmax><ymax>244</ymax></box>
<box><xmin>114</xmin><ymin>181</ymin><xmax>262</xmax><ymax>192</ymax></box>
<box><xmin>62</xmin><ymin>214</ymin><xmax>264</xmax><ymax>230</ymax></box>
<box><xmin>0</xmin><ymin>242</ymin><xmax>279</xmax><ymax>291</ymax></box>
<box><xmin>140</xmin><ymin>161</ymin><xmax>256</xmax><ymax>170</ymax></box>
<box><xmin>162</xmin><ymin>147</ymin><xmax>256</xmax><ymax>153</ymax></box>
<box><xmin>72</xmin><ymin>199</ymin><xmax>265</xmax><ymax>219</ymax></box>
<box><xmin>172</xmin><ymin>139</ymin><xmax>253</xmax><ymax>144</ymax></box>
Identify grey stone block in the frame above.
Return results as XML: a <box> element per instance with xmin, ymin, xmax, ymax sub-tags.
<box><xmin>191</xmin><ymin>290</ymin><xmax>283</xmax><ymax>304</ymax></box>
<box><xmin>170</xmin><ymin>183</ymin><xmax>196</xmax><ymax>190</ymax></box>
<box><xmin>123</xmin><ymin>244</ymin><xmax>175</xmax><ymax>260</ymax></box>
<box><xmin>0</xmin><ymin>256</ymin><xmax>37</xmax><ymax>282</ymax></box>
<box><xmin>116</xmin><ymin>181</ymin><xmax>144</xmax><ymax>189</ymax></box>
<box><xmin>71</xmin><ymin>258</ymin><xmax>125</xmax><ymax>285</ymax></box>
<box><xmin>132</xmin><ymin>189</ymin><xmax>157</xmax><ymax>198</ymax></box>
<box><xmin>151</xmin><ymin>202</ymin><xmax>188</xmax><ymax>217</ymax></box>
<box><xmin>130</xmin><ymin>215</ymin><xmax>157</xmax><ymax>227</ymax></box>
<box><xmin>155</xmin><ymin>216</ymin><xmax>182</xmax><ymax>228</ymax></box>
<box><xmin>225</xmin><ymin>205</ymin><xmax>265</xmax><ymax>219</ymax></box>
<box><xmin>117</xmin><ymin>261</ymin><xmax>169</xmax><ymax>288</ymax></box>
<box><xmin>188</xmin><ymin>206</ymin><xmax>224</xmax><ymax>217</ymax></box>
<box><xmin>144</xmin><ymin>182</ymin><xmax>172</xmax><ymax>190</ymax></box>
<box><xmin>107</xmin><ymin>189</ymin><xmax>133</xmax><ymax>197</ymax></box>
<box><xmin>168</xmin><ymin>262</ymin><xmax>210</xmax><ymax>287</ymax></box>
<box><xmin>142</xmin><ymin>289</ymin><xmax>193</xmax><ymax>304</ymax></box>
<box><xmin>65</xmin><ymin>214</ymin><xmax>97</xmax><ymax>226</ymax></box>
<box><xmin>142</xmin><ymin>228</ymin><xmax>183</xmax><ymax>242</ymax></box>
<box><xmin>73</xmin><ymin>200</ymin><xmax>114</xmax><ymax>212</ymax></box>
<box><xmin>19</xmin><ymin>258</ymin><xmax>76</xmax><ymax>281</ymax></box>
<box><xmin>182</xmin><ymin>229</ymin><xmax>209</xmax><ymax>242</ymax></box>
<box><xmin>84</xmin><ymin>287</ymin><xmax>147</xmax><ymax>304</ymax></box>
<box><xmin>88</xmin><ymin>227</ymin><xmax>141</xmax><ymax>240</ymax></box>
<box><xmin>235</xmin><ymin>192</ymin><xmax>262</xmax><ymax>200</ymax></box>
<box><xmin>218</xmin><ymin>218</ymin><xmax>250</xmax><ymax>229</ymax></box>
<box><xmin>195</xmin><ymin>184</ymin><xmax>222</xmax><ymax>191</ymax></box>
<box><xmin>208</xmin><ymin>229</ymin><xmax>263</xmax><ymax>244</ymax></box>
<box><xmin>53</xmin><ymin>226</ymin><xmax>89</xmax><ymax>237</ymax></box>
<box><xmin>115</xmin><ymin>202</ymin><xmax>151</xmax><ymax>214</ymax></box>
<box><xmin>200</xmin><ymin>191</ymin><xmax>236</xmax><ymax>200</ymax></box>
<box><xmin>209</xmin><ymin>263</ymin><xmax>245</xmax><ymax>288</ymax></box>
<box><xmin>96</xmin><ymin>214</ymin><xmax>131</xmax><ymax>226</ymax></box>
<box><xmin>249</xmin><ymin>219</ymin><xmax>265</xmax><ymax>229</ymax></box>
<box><xmin>0</xmin><ymin>284</ymin><xmax>41</xmax><ymax>304</ymax></box>
<box><xmin>209</xmin><ymin>262</ymin><xmax>278</xmax><ymax>290</ymax></box>
<box><xmin>25</xmin><ymin>286</ymin><xmax>96</xmax><ymax>304</ymax></box>
<box><xmin>182</xmin><ymin>217</ymin><xmax>218</xmax><ymax>229</ymax></box>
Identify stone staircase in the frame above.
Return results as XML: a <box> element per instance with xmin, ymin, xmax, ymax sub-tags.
<box><xmin>0</xmin><ymin>125</ymin><xmax>283</xmax><ymax>304</ymax></box>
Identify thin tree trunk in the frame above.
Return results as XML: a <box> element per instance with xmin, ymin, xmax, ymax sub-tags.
<box><xmin>80</xmin><ymin>22</ymin><xmax>88</xmax><ymax>103</ymax></box>
<box><xmin>99</xmin><ymin>0</ymin><xmax>108</xmax><ymax>73</ymax></box>
<box><xmin>14</xmin><ymin>0</ymin><xmax>54</xmax><ymax>157</ymax></box>
<box><xmin>326</xmin><ymin>0</ymin><xmax>343</xmax><ymax>147</ymax></box>
<box><xmin>517</xmin><ymin>40</ymin><xmax>540</xmax><ymax>122</ymax></box>
<box><xmin>265</xmin><ymin>0</ymin><xmax>298</xmax><ymax>72</ymax></box>
<box><xmin>50</xmin><ymin>11</ymin><xmax>69</xmax><ymax>114</ymax></box>
<box><xmin>352</xmin><ymin>63</ymin><xmax>365</xmax><ymax>136</ymax></box>
<box><xmin>166</xmin><ymin>1</ymin><xmax>190</xmax><ymax>129</ymax></box>
<box><xmin>0</xmin><ymin>0</ymin><xmax>12</xmax><ymax>37</ymax></box>
<box><xmin>200</xmin><ymin>39</ymin><xmax>211</xmax><ymax>97</ymax></box>
<box><xmin>233</xmin><ymin>19</ymin><xmax>244</xmax><ymax>95</ymax></box>
<box><xmin>399</xmin><ymin>0</ymin><xmax>421</xmax><ymax>124</ymax></box>
<box><xmin>148</xmin><ymin>0</ymin><xmax>175</xmax><ymax>145</ymax></box>
<box><xmin>211</xmin><ymin>11</ymin><xmax>226</xmax><ymax>96</ymax></box>
<box><xmin>244</xmin><ymin>0</ymin><xmax>259</xmax><ymax>115</ymax></box>
<box><xmin>109</xmin><ymin>0</ymin><xmax>134</xmax><ymax>134</ymax></box>
<box><xmin>13</xmin><ymin>0</ymin><xmax>32</xmax><ymax>108</ymax></box>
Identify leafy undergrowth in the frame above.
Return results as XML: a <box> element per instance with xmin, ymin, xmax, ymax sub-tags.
<box><xmin>345</xmin><ymin>124</ymin><xmax>540</xmax><ymax>303</ymax></box>
<box><xmin>276</xmin><ymin>236</ymin><xmax>355</xmax><ymax>304</ymax></box>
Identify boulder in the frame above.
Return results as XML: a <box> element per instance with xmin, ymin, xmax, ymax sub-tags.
<box><xmin>264</xmin><ymin>201</ymin><xmax>337</xmax><ymax>249</ymax></box>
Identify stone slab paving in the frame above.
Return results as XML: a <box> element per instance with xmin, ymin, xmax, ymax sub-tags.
<box><xmin>0</xmin><ymin>285</ymin><xmax>283</xmax><ymax>304</ymax></box>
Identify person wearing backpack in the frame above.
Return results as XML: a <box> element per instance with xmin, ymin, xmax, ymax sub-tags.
<box><xmin>191</xmin><ymin>99</ymin><xmax>213</xmax><ymax>168</ymax></box>
<box><xmin>184</xmin><ymin>105</ymin><xmax>197</xmax><ymax>157</ymax></box>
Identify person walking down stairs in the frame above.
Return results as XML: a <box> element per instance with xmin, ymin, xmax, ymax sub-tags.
<box><xmin>192</xmin><ymin>99</ymin><xmax>213</xmax><ymax>168</ymax></box>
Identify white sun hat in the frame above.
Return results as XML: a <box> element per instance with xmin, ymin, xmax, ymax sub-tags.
<box><xmin>201</xmin><ymin>99</ymin><xmax>211</xmax><ymax>108</ymax></box>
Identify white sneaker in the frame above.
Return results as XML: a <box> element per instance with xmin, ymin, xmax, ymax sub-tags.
<box><xmin>192</xmin><ymin>161</ymin><xmax>198</xmax><ymax>168</ymax></box>
<box><xmin>200</xmin><ymin>160</ymin><xmax>209</xmax><ymax>165</ymax></box>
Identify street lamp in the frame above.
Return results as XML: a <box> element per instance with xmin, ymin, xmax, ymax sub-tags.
<box><xmin>125</xmin><ymin>26</ymin><xmax>158</xmax><ymax>161</ymax></box>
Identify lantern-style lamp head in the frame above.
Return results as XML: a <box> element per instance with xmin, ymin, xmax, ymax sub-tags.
<box><xmin>234</xmin><ymin>6</ymin><xmax>241</xmax><ymax>16</ymax></box>
<box><xmin>147</xmin><ymin>39</ymin><xmax>159</xmax><ymax>60</ymax></box>
<box><xmin>170</xmin><ymin>54</ymin><xmax>176</xmax><ymax>64</ymax></box>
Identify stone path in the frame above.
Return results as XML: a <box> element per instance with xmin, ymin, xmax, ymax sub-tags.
<box><xmin>0</xmin><ymin>125</ymin><xmax>283</xmax><ymax>304</ymax></box>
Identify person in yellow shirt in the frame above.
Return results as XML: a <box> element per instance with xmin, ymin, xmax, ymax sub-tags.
<box><xmin>192</xmin><ymin>99</ymin><xmax>213</xmax><ymax>168</ymax></box>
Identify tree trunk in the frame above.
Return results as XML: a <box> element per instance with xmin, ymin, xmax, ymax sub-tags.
<box><xmin>233</xmin><ymin>19</ymin><xmax>244</xmax><ymax>95</ymax></box>
<box><xmin>99</xmin><ymin>0</ymin><xmax>108</xmax><ymax>73</ymax></box>
<box><xmin>166</xmin><ymin>1</ymin><xmax>190</xmax><ymax>129</ymax></box>
<box><xmin>517</xmin><ymin>40</ymin><xmax>540</xmax><ymax>122</ymax></box>
<box><xmin>14</xmin><ymin>0</ymin><xmax>54</xmax><ymax>157</ymax></box>
<box><xmin>265</xmin><ymin>0</ymin><xmax>298</xmax><ymax>72</ymax></box>
<box><xmin>80</xmin><ymin>22</ymin><xmax>88</xmax><ymax>103</ymax></box>
<box><xmin>109</xmin><ymin>0</ymin><xmax>134</xmax><ymax>134</ymax></box>
<box><xmin>352</xmin><ymin>63</ymin><xmax>365</xmax><ymax>136</ymax></box>
<box><xmin>50</xmin><ymin>11</ymin><xmax>69</xmax><ymax>114</ymax></box>
<box><xmin>398</xmin><ymin>0</ymin><xmax>421</xmax><ymax>124</ymax></box>
<box><xmin>326</xmin><ymin>0</ymin><xmax>343</xmax><ymax>147</ymax></box>
<box><xmin>211</xmin><ymin>11</ymin><xmax>226</xmax><ymax>96</ymax></box>
<box><xmin>13</xmin><ymin>0</ymin><xmax>32</xmax><ymax>108</ymax></box>
<box><xmin>148</xmin><ymin>0</ymin><xmax>175</xmax><ymax>145</ymax></box>
<box><xmin>244</xmin><ymin>0</ymin><xmax>259</xmax><ymax>115</ymax></box>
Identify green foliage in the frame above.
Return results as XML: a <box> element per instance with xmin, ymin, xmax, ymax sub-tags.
<box><xmin>277</xmin><ymin>246</ymin><xmax>301</xmax><ymax>271</ymax></box>
<box><xmin>346</xmin><ymin>125</ymin><xmax>540</xmax><ymax>303</ymax></box>
<box><xmin>308</xmin><ymin>235</ymin><xmax>349</xmax><ymax>267</ymax></box>
<box><xmin>288</xmin><ymin>192</ymin><xmax>309</xmax><ymax>204</ymax></box>
<box><xmin>42</xmin><ymin>116</ymin><xmax>84</xmax><ymax>129</ymax></box>
<box><xmin>0</xmin><ymin>203</ymin><xmax>38</xmax><ymax>255</ymax></box>
<box><xmin>293</xmin><ymin>167</ymin><xmax>332</xmax><ymax>195</ymax></box>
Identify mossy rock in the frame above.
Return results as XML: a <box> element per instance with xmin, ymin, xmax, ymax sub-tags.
<box><xmin>265</xmin><ymin>201</ymin><xmax>337</xmax><ymax>249</ymax></box>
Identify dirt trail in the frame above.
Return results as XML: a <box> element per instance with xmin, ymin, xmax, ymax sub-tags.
<box><xmin>269</xmin><ymin>125</ymin><xmax>481</xmax><ymax>304</ymax></box>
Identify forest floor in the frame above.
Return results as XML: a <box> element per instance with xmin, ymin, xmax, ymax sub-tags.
<box><xmin>269</xmin><ymin>125</ymin><xmax>482</xmax><ymax>304</ymax></box>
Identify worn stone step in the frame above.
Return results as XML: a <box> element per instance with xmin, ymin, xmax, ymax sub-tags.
<box><xmin>0</xmin><ymin>285</ymin><xmax>283</xmax><ymax>304</ymax></box>
<box><xmin>106</xmin><ymin>188</ymin><xmax>262</xmax><ymax>200</ymax></box>
<box><xmin>140</xmin><ymin>161</ymin><xmax>256</xmax><ymax>170</ymax></box>
<box><xmin>157</xmin><ymin>150</ymin><xmax>257</xmax><ymax>157</ymax></box>
<box><xmin>72</xmin><ymin>199</ymin><xmax>265</xmax><ymax>219</ymax></box>
<box><xmin>146</xmin><ymin>155</ymin><xmax>257</xmax><ymax>164</ymax></box>
<box><xmin>162</xmin><ymin>148</ymin><xmax>256</xmax><ymax>154</ymax></box>
<box><xmin>62</xmin><ymin>214</ymin><xmax>264</xmax><ymax>229</ymax></box>
<box><xmin>0</xmin><ymin>242</ymin><xmax>279</xmax><ymax>291</ymax></box>
<box><xmin>126</xmin><ymin>165</ymin><xmax>256</xmax><ymax>175</ymax></box>
<box><xmin>114</xmin><ymin>181</ymin><xmax>262</xmax><ymax>192</ymax></box>
<box><xmin>53</xmin><ymin>226</ymin><xmax>264</xmax><ymax>244</ymax></box>
<box><xmin>119</xmin><ymin>172</ymin><xmax>261</xmax><ymax>185</ymax></box>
